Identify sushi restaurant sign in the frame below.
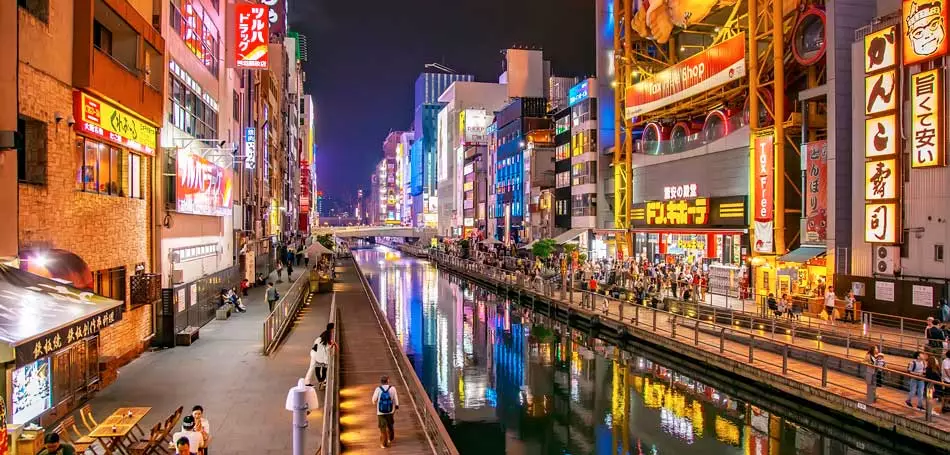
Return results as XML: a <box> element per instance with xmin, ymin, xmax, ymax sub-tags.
<box><xmin>15</xmin><ymin>306</ymin><xmax>123</xmax><ymax>367</ymax></box>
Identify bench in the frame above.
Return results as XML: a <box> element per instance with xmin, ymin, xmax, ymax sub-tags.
<box><xmin>216</xmin><ymin>305</ymin><xmax>231</xmax><ymax>320</ymax></box>
<box><xmin>175</xmin><ymin>326</ymin><xmax>199</xmax><ymax>346</ymax></box>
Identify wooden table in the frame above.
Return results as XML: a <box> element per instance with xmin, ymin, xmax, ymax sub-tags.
<box><xmin>90</xmin><ymin>407</ymin><xmax>151</xmax><ymax>453</ymax></box>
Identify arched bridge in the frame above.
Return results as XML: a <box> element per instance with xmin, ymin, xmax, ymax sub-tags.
<box><xmin>313</xmin><ymin>226</ymin><xmax>436</xmax><ymax>239</ymax></box>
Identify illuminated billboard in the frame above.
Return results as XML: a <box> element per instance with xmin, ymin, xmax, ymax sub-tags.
<box><xmin>235</xmin><ymin>4</ymin><xmax>269</xmax><ymax>69</ymax></box>
<box><xmin>73</xmin><ymin>91</ymin><xmax>157</xmax><ymax>155</ymax></box>
<box><xmin>902</xmin><ymin>0</ymin><xmax>949</xmax><ymax>65</ymax></box>
<box><xmin>176</xmin><ymin>150</ymin><xmax>234</xmax><ymax>216</ymax></box>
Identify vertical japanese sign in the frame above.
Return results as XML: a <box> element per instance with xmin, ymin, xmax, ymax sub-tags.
<box><xmin>902</xmin><ymin>0</ymin><xmax>949</xmax><ymax>66</ymax></box>
<box><xmin>804</xmin><ymin>140</ymin><xmax>828</xmax><ymax>243</ymax></box>
<box><xmin>244</xmin><ymin>127</ymin><xmax>256</xmax><ymax>170</ymax></box>
<box><xmin>864</xmin><ymin>25</ymin><xmax>902</xmax><ymax>244</ymax></box>
<box><xmin>752</xmin><ymin>134</ymin><xmax>774</xmax><ymax>253</ymax></box>
<box><xmin>235</xmin><ymin>4</ymin><xmax>269</xmax><ymax>69</ymax></box>
<box><xmin>910</xmin><ymin>69</ymin><xmax>944</xmax><ymax>167</ymax></box>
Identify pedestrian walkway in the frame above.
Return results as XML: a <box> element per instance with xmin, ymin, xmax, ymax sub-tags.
<box><xmin>80</xmin><ymin>269</ymin><xmax>331</xmax><ymax>455</ymax></box>
<box><xmin>334</xmin><ymin>261</ymin><xmax>438</xmax><ymax>455</ymax></box>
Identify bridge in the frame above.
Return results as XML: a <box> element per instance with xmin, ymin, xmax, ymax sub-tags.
<box><xmin>313</xmin><ymin>225</ymin><xmax>437</xmax><ymax>239</ymax></box>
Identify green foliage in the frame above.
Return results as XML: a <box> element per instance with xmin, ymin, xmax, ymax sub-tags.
<box><xmin>458</xmin><ymin>239</ymin><xmax>471</xmax><ymax>251</ymax></box>
<box><xmin>578</xmin><ymin>253</ymin><xmax>587</xmax><ymax>262</ymax></box>
<box><xmin>563</xmin><ymin>243</ymin><xmax>578</xmax><ymax>254</ymax></box>
<box><xmin>531</xmin><ymin>238</ymin><xmax>557</xmax><ymax>259</ymax></box>
<box><xmin>316</xmin><ymin>234</ymin><xmax>335</xmax><ymax>250</ymax></box>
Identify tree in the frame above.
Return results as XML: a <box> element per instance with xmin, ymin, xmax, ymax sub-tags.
<box><xmin>531</xmin><ymin>238</ymin><xmax>557</xmax><ymax>259</ymax></box>
<box><xmin>563</xmin><ymin>243</ymin><xmax>578</xmax><ymax>255</ymax></box>
<box><xmin>316</xmin><ymin>234</ymin><xmax>335</xmax><ymax>250</ymax></box>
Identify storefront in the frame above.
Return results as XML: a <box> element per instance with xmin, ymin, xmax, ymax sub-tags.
<box><xmin>630</xmin><ymin>196</ymin><xmax>749</xmax><ymax>266</ymax></box>
<box><xmin>0</xmin><ymin>266</ymin><xmax>123</xmax><ymax>430</ymax></box>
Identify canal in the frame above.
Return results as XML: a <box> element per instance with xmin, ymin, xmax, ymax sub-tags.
<box><xmin>354</xmin><ymin>245</ymin><xmax>935</xmax><ymax>455</ymax></box>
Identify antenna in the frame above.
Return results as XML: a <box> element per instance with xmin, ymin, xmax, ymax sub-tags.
<box><xmin>424</xmin><ymin>62</ymin><xmax>457</xmax><ymax>74</ymax></box>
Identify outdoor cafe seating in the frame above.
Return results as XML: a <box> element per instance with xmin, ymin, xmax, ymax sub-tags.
<box><xmin>51</xmin><ymin>404</ymin><xmax>184</xmax><ymax>454</ymax></box>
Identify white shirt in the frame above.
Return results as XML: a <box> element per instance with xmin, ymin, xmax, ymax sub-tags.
<box><xmin>371</xmin><ymin>384</ymin><xmax>399</xmax><ymax>415</ymax></box>
<box><xmin>942</xmin><ymin>357</ymin><xmax>950</xmax><ymax>383</ymax></box>
<box><xmin>172</xmin><ymin>429</ymin><xmax>204</xmax><ymax>454</ymax></box>
<box><xmin>311</xmin><ymin>337</ymin><xmax>329</xmax><ymax>365</ymax></box>
<box><xmin>824</xmin><ymin>292</ymin><xmax>836</xmax><ymax>307</ymax></box>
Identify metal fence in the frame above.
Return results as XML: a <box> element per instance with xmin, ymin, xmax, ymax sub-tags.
<box><xmin>262</xmin><ymin>273</ymin><xmax>310</xmax><ymax>355</ymax></box>
<box><xmin>320</xmin><ymin>295</ymin><xmax>341</xmax><ymax>455</ymax></box>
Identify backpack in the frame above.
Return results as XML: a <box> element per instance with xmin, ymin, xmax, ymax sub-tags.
<box><xmin>377</xmin><ymin>386</ymin><xmax>394</xmax><ymax>414</ymax></box>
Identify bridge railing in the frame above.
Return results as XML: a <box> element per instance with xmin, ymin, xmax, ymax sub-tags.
<box><xmin>321</xmin><ymin>294</ymin><xmax>341</xmax><ymax>455</ymax></box>
<box><xmin>262</xmin><ymin>273</ymin><xmax>309</xmax><ymax>355</ymax></box>
<box><xmin>427</xmin><ymin>251</ymin><xmax>950</xmax><ymax>428</ymax></box>
<box><xmin>351</xmin><ymin>257</ymin><xmax>459</xmax><ymax>455</ymax></box>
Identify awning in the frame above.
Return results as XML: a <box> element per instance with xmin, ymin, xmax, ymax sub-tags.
<box><xmin>480</xmin><ymin>238</ymin><xmax>503</xmax><ymax>245</ymax></box>
<box><xmin>0</xmin><ymin>265</ymin><xmax>125</xmax><ymax>367</ymax></box>
<box><xmin>551</xmin><ymin>228</ymin><xmax>587</xmax><ymax>245</ymax></box>
<box><xmin>306</xmin><ymin>241</ymin><xmax>334</xmax><ymax>259</ymax></box>
<box><xmin>778</xmin><ymin>246</ymin><xmax>826</xmax><ymax>263</ymax></box>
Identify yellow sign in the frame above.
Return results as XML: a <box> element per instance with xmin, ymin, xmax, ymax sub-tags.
<box><xmin>910</xmin><ymin>69</ymin><xmax>944</xmax><ymax>167</ymax></box>
<box><xmin>645</xmin><ymin>198</ymin><xmax>709</xmax><ymax>225</ymax></box>
<box><xmin>269</xmin><ymin>200</ymin><xmax>281</xmax><ymax>235</ymax></box>
<box><xmin>864</xmin><ymin>70</ymin><xmax>898</xmax><ymax>116</ymax></box>
<box><xmin>865</xmin><ymin>203</ymin><xmax>899</xmax><ymax>243</ymax></box>
<box><xmin>865</xmin><ymin>159</ymin><xmax>899</xmax><ymax>200</ymax></box>
<box><xmin>73</xmin><ymin>91</ymin><xmax>157</xmax><ymax>154</ymax></box>
<box><xmin>864</xmin><ymin>26</ymin><xmax>898</xmax><ymax>73</ymax></box>
<box><xmin>865</xmin><ymin>114</ymin><xmax>899</xmax><ymax>158</ymax></box>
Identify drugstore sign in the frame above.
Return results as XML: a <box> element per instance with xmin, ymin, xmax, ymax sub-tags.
<box><xmin>176</xmin><ymin>150</ymin><xmax>234</xmax><ymax>216</ymax></box>
<box><xmin>235</xmin><ymin>4</ymin><xmax>269</xmax><ymax>69</ymax></box>
<box><xmin>73</xmin><ymin>91</ymin><xmax>157</xmax><ymax>155</ymax></box>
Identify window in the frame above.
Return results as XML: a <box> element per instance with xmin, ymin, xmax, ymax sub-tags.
<box><xmin>556</xmin><ymin>171</ymin><xmax>571</xmax><ymax>188</ymax></box>
<box><xmin>169</xmin><ymin>69</ymin><xmax>218</xmax><ymax>140</ymax></box>
<box><xmin>93</xmin><ymin>20</ymin><xmax>113</xmax><ymax>54</ymax></box>
<box><xmin>233</xmin><ymin>90</ymin><xmax>240</xmax><ymax>123</ymax></box>
<box><xmin>128</xmin><ymin>154</ymin><xmax>142</xmax><ymax>199</ymax></box>
<box><xmin>556</xmin><ymin>116</ymin><xmax>570</xmax><ymax>135</ymax></box>
<box><xmin>76</xmin><ymin>138</ymin><xmax>140</xmax><ymax>197</ymax></box>
<box><xmin>164</xmin><ymin>151</ymin><xmax>177</xmax><ymax>208</ymax></box>
<box><xmin>936</xmin><ymin>244</ymin><xmax>944</xmax><ymax>262</ymax></box>
<box><xmin>556</xmin><ymin>144</ymin><xmax>570</xmax><ymax>161</ymax></box>
<box><xmin>169</xmin><ymin>0</ymin><xmax>220</xmax><ymax>76</ymax></box>
<box><xmin>572</xmin><ymin>194</ymin><xmax>596</xmax><ymax>217</ymax></box>
<box><xmin>94</xmin><ymin>266</ymin><xmax>127</xmax><ymax>303</ymax></box>
<box><xmin>901</xmin><ymin>229</ymin><xmax>910</xmax><ymax>258</ymax></box>
<box><xmin>16</xmin><ymin>116</ymin><xmax>47</xmax><ymax>185</ymax></box>
<box><xmin>17</xmin><ymin>0</ymin><xmax>48</xmax><ymax>22</ymax></box>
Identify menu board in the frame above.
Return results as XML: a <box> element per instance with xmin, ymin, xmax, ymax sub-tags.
<box><xmin>708</xmin><ymin>264</ymin><xmax>741</xmax><ymax>298</ymax></box>
<box><xmin>11</xmin><ymin>358</ymin><xmax>52</xmax><ymax>424</ymax></box>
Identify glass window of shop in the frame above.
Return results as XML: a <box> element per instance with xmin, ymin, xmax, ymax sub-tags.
<box><xmin>76</xmin><ymin>138</ymin><xmax>144</xmax><ymax>198</ymax></box>
<box><xmin>571</xmin><ymin>162</ymin><xmax>596</xmax><ymax>186</ymax></box>
<box><xmin>555</xmin><ymin>143</ymin><xmax>570</xmax><ymax>160</ymax></box>
<box><xmin>571</xmin><ymin>100</ymin><xmax>594</xmax><ymax>127</ymax></box>
<box><xmin>571</xmin><ymin>194</ymin><xmax>596</xmax><ymax>216</ymax></box>
<box><xmin>169</xmin><ymin>0</ymin><xmax>220</xmax><ymax>76</ymax></box>
<box><xmin>94</xmin><ymin>266</ymin><xmax>126</xmax><ymax>303</ymax></box>
<box><xmin>169</xmin><ymin>68</ymin><xmax>218</xmax><ymax>140</ymax></box>
<box><xmin>555</xmin><ymin>116</ymin><xmax>570</xmax><ymax>135</ymax></box>
<box><xmin>665</xmin><ymin>233</ymin><xmax>707</xmax><ymax>263</ymax></box>
<box><xmin>52</xmin><ymin>337</ymin><xmax>99</xmax><ymax>406</ymax></box>
<box><xmin>556</xmin><ymin>171</ymin><xmax>570</xmax><ymax>188</ymax></box>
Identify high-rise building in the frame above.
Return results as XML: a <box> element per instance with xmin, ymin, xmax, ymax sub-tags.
<box><xmin>398</xmin><ymin>131</ymin><xmax>415</xmax><ymax>225</ymax></box>
<box><xmin>410</xmin><ymin>71</ymin><xmax>474</xmax><ymax>227</ymax></box>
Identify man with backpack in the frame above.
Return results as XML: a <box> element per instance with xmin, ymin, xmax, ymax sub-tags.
<box><xmin>372</xmin><ymin>375</ymin><xmax>400</xmax><ymax>448</ymax></box>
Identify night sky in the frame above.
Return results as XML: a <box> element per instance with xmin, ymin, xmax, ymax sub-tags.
<box><xmin>291</xmin><ymin>0</ymin><xmax>595</xmax><ymax>203</ymax></box>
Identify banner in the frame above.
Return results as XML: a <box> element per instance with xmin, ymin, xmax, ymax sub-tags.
<box><xmin>73</xmin><ymin>91</ymin><xmax>157</xmax><ymax>155</ymax></box>
<box><xmin>804</xmin><ymin>140</ymin><xmax>828</xmax><ymax>243</ymax></box>
<box><xmin>752</xmin><ymin>135</ymin><xmax>774</xmax><ymax>222</ymax></box>
<box><xmin>625</xmin><ymin>33</ymin><xmax>746</xmax><ymax>118</ymax></box>
<box><xmin>176</xmin><ymin>150</ymin><xmax>234</xmax><ymax>216</ymax></box>
<box><xmin>235</xmin><ymin>4</ymin><xmax>269</xmax><ymax>69</ymax></box>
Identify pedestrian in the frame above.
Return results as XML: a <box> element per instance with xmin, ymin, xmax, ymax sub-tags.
<box><xmin>906</xmin><ymin>351</ymin><xmax>928</xmax><ymax>410</ymax></box>
<box><xmin>240</xmin><ymin>278</ymin><xmax>250</xmax><ymax>297</ymax></box>
<box><xmin>866</xmin><ymin>346</ymin><xmax>885</xmax><ymax>387</ymax></box>
<box><xmin>845</xmin><ymin>291</ymin><xmax>856</xmax><ymax>322</ymax></box>
<box><xmin>823</xmin><ymin>288</ymin><xmax>837</xmax><ymax>323</ymax></box>
<box><xmin>306</xmin><ymin>323</ymin><xmax>336</xmax><ymax>389</ymax></box>
<box><xmin>372</xmin><ymin>375</ymin><xmax>399</xmax><ymax>448</ymax></box>
<box><xmin>276</xmin><ymin>262</ymin><xmax>284</xmax><ymax>283</ymax></box>
<box><xmin>192</xmin><ymin>405</ymin><xmax>211</xmax><ymax>455</ymax></box>
<box><xmin>942</xmin><ymin>350</ymin><xmax>950</xmax><ymax>412</ymax></box>
<box><xmin>939</xmin><ymin>298</ymin><xmax>950</xmax><ymax>324</ymax></box>
<box><xmin>287</xmin><ymin>260</ymin><xmax>294</xmax><ymax>280</ymax></box>
<box><xmin>265</xmin><ymin>282</ymin><xmax>279</xmax><ymax>312</ymax></box>
<box><xmin>38</xmin><ymin>433</ymin><xmax>75</xmax><ymax>455</ymax></box>
<box><xmin>172</xmin><ymin>416</ymin><xmax>204</xmax><ymax>455</ymax></box>
<box><xmin>175</xmin><ymin>438</ymin><xmax>192</xmax><ymax>455</ymax></box>
<box><xmin>925</xmin><ymin>317</ymin><xmax>946</xmax><ymax>355</ymax></box>
<box><xmin>925</xmin><ymin>354</ymin><xmax>942</xmax><ymax>415</ymax></box>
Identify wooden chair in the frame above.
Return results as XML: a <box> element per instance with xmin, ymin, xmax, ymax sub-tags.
<box><xmin>80</xmin><ymin>404</ymin><xmax>99</xmax><ymax>433</ymax></box>
<box><xmin>129</xmin><ymin>422</ymin><xmax>168</xmax><ymax>455</ymax></box>
<box><xmin>161</xmin><ymin>406</ymin><xmax>184</xmax><ymax>445</ymax></box>
<box><xmin>62</xmin><ymin>415</ymin><xmax>96</xmax><ymax>453</ymax></box>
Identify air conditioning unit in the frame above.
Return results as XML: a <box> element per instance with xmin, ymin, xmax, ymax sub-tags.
<box><xmin>171</xmin><ymin>269</ymin><xmax>184</xmax><ymax>285</ymax></box>
<box><xmin>873</xmin><ymin>246</ymin><xmax>899</xmax><ymax>275</ymax></box>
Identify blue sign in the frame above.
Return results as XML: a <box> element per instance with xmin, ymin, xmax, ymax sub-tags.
<box><xmin>244</xmin><ymin>127</ymin><xmax>257</xmax><ymax>170</ymax></box>
<box><xmin>568</xmin><ymin>80</ymin><xmax>591</xmax><ymax>106</ymax></box>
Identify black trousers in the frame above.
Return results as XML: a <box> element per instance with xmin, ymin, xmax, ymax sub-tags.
<box><xmin>316</xmin><ymin>365</ymin><xmax>328</xmax><ymax>383</ymax></box>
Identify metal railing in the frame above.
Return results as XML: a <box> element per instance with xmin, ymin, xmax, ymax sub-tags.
<box><xmin>262</xmin><ymin>273</ymin><xmax>309</xmax><ymax>355</ymax></box>
<box><xmin>352</xmin><ymin>258</ymin><xmax>459</xmax><ymax>455</ymax></box>
<box><xmin>321</xmin><ymin>294</ymin><xmax>341</xmax><ymax>455</ymax></box>
<box><xmin>428</xmin><ymin>251</ymin><xmax>950</xmax><ymax>429</ymax></box>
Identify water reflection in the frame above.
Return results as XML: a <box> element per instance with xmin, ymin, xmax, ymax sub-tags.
<box><xmin>355</xmin><ymin>246</ymin><xmax>915</xmax><ymax>455</ymax></box>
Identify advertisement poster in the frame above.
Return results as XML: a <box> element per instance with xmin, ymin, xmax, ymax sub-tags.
<box><xmin>875</xmin><ymin>280</ymin><xmax>895</xmax><ymax>302</ymax></box>
<box><xmin>804</xmin><ymin>140</ymin><xmax>828</xmax><ymax>243</ymax></box>
<box><xmin>912</xmin><ymin>284</ymin><xmax>934</xmax><ymax>307</ymax></box>
<box><xmin>754</xmin><ymin>221</ymin><xmax>774</xmax><ymax>254</ymax></box>
<box><xmin>625</xmin><ymin>33</ymin><xmax>746</xmax><ymax>118</ymax></box>
<box><xmin>902</xmin><ymin>0</ymin><xmax>949</xmax><ymax>66</ymax></box>
<box><xmin>235</xmin><ymin>4</ymin><xmax>269</xmax><ymax>69</ymax></box>
<box><xmin>753</xmin><ymin>134</ymin><xmax>774</xmax><ymax>253</ymax></box>
<box><xmin>11</xmin><ymin>358</ymin><xmax>51</xmax><ymax>424</ymax></box>
<box><xmin>73</xmin><ymin>91</ymin><xmax>157</xmax><ymax>155</ymax></box>
<box><xmin>176</xmin><ymin>150</ymin><xmax>234</xmax><ymax>216</ymax></box>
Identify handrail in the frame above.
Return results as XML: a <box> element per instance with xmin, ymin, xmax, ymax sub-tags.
<box><xmin>351</xmin><ymin>258</ymin><xmax>460</xmax><ymax>455</ymax></box>
<box><xmin>321</xmin><ymin>294</ymin><xmax>341</xmax><ymax>455</ymax></box>
<box><xmin>262</xmin><ymin>273</ymin><xmax>309</xmax><ymax>355</ymax></box>
<box><xmin>427</xmin><ymin>250</ymin><xmax>950</xmax><ymax>428</ymax></box>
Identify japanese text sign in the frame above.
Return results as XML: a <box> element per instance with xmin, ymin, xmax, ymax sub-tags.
<box><xmin>235</xmin><ymin>4</ymin><xmax>269</xmax><ymax>69</ymax></box>
<box><xmin>865</xmin><ymin>114</ymin><xmax>899</xmax><ymax>158</ymax></box>
<box><xmin>753</xmin><ymin>135</ymin><xmax>774</xmax><ymax>222</ymax></box>
<box><xmin>176</xmin><ymin>150</ymin><xmax>234</xmax><ymax>216</ymax></box>
<box><xmin>16</xmin><ymin>306</ymin><xmax>123</xmax><ymax>367</ymax></box>
<box><xmin>865</xmin><ymin>203</ymin><xmax>899</xmax><ymax>243</ymax></box>
<box><xmin>865</xmin><ymin>26</ymin><xmax>898</xmax><ymax>73</ymax></box>
<box><xmin>73</xmin><ymin>91</ymin><xmax>156</xmax><ymax>155</ymax></box>
<box><xmin>804</xmin><ymin>141</ymin><xmax>828</xmax><ymax>243</ymax></box>
<box><xmin>910</xmin><ymin>69</ymin><xmax>944</xmax><ymax>167</ymax></box>
<box><xmin>864</xmin><ymin>70</ymin><xmax>898</xmax><ymax>115</ymax></box>
<box><xmin>645</xmin><ymin>198</ymin><xmax>710</xmax><ymax>226</ymax></box>
<box><xmin>903</xmin><ymin>0</ymin><xmax>949</xmax><ymax>65</ymax></box>
<box><xmin>865</xmin><ymin>159</ymin><xmax>900</xmax><ymax>200</ymax></box>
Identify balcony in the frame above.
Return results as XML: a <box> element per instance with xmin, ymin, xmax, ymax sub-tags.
<box><xmin>74</xmin><ymin>0</ymin><xmax>165</xmax><ymax>125</ymax></box>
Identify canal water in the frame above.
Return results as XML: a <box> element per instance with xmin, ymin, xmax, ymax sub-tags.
<box><xmin>354</xmin><ymin>246</ymin><xmax>934</xmax><ymax>455</ymax></box>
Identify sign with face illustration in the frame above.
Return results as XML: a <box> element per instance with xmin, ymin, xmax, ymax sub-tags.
<box><xmin>903</xmin><ymin>0</ymin><xmax>949</xmax><ymax>65</ymax></box>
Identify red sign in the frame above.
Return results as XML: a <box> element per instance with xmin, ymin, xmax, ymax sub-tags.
<box><xmin>73</xmin><ymin>91</ymin><xmax>157</xmax><ymax>155</ymax></box>
<box><xmin>235</xmin><ymin>4</ymin><xmax>269</xmax><ymax>69</ymax></box>
<box><xmin>753</xmin><ymin>135</ymin><xmax>774</xmax><ymax>222</ymax></box>
<box><xmin>176</xmin><ymin>150</ymin><xmax>234</xmax><ymax>216</ymax></box>
<box><xmin>804</xmin><ymin>140</ymin><xmax>828</xmax><ymax>243</ymax></box>
<box><xmin>625</xmin><ymin>33</ymin><xmax>746</xmax><ymax>118</ymax></box>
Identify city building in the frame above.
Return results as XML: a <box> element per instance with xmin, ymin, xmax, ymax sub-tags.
<box><xmin>300</xmin><ymin>94</ymin><xmax>317</xmax><ymax>232</ymax></box>
<box><xmin>410</xmin><ymin>71</ymin><xmax>474</xmax><ymax>228</ymax></box>
<box><xmin>6</xmin><ymin>0</ymin><xmax>165</xmax><ymax>425</ymax></box>
<box><xmin>435</xmin><ymin>82</ymin><xmax>509</xmax><ymax>237</ymax></box>
<box><xmin>382</xmin><ymin>131</ymin><xmax>408</xmax><ymax>224</ymax></box>
<box><xmin>399</xmin><ymin>131</ymin><xmax>414</xmax><ymax>225</ymax></box>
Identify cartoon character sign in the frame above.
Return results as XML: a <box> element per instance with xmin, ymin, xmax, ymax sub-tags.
<box><xmin>903</xmin><ymin>0</ymin><xmax>949</xmax><ymax>65</ymax></box>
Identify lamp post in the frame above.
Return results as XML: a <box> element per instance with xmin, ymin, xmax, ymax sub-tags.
<box><xmin>285</xmin><ymin>378</ymin><xmax>319</xmax><ymax>455</ymax></box>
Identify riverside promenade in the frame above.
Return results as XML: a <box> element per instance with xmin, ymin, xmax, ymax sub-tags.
<box><xmin>405</xmin><ymin>246</ymin><xmax>950</xmax><ymax>449</ymax></box>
